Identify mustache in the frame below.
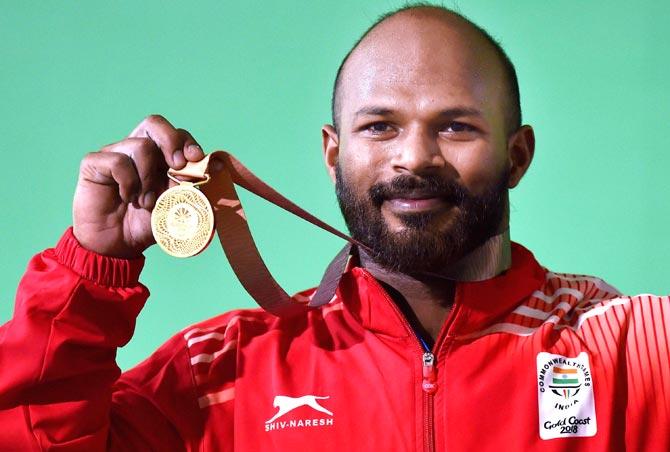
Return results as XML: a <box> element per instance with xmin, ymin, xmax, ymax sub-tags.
<box><xmin>368</xmin><ymin>174</ymin><xmax>468</xmax><ymax>207</ymax></box>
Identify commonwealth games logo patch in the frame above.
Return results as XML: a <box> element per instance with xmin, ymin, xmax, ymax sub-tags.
<box><xmin>536</xmin><ymin>352</ymin><xmax>597</xmax><ymax>440</ymax></box>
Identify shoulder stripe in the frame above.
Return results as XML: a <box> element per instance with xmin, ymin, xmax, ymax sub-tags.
<box><xmin>198</xmin><ymin>387</ymin><xmax>235</xmax><ymax>408</ymax></box>
<box><xmin>190</xmin><ymin>339</ymin><xmax>238</xmax><ymax>365</ymax></box>
<box><xmin>546</xmin><ymin>271</ymin><xmax>622</xmax><ymax>295</ymax></box>
<box><xmin>513</xmin><ymin>301</ymin><xmax>574</xmax><ymax>321</ymax></box>
<box><xmin>460</xmin><ymin>297</ymin><xmax>637</xmax><ymax>340</ymax></box>
<box><xmin>531</xmin><ymin>288</ymin><xmax>584</xmax><ymax>305</ymax></box>
<box><xmin>555</xmin><ymin>297</ymin><xmax>631</xmax><ymax>332</ymax></box>
<box><xmin>187</xmin><ymin>331</ymin><xmax>225</xmax><ymax>347</ymax></box>
<box><xmin>183</xmin><ymin>314</ymin><xmax>263</xmax><ymax>341</ymax></box>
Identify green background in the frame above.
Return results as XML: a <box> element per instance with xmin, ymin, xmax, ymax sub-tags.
<box><xmin>1</xmin><ymin>1</ymin><xmax>668</xmax><ymax>370</ymax></box>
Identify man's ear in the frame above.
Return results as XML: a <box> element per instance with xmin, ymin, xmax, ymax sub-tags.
<box><xmin>507</xmin><ymin>125</ymin><xmax>535</xmax><ymax>188</ymax></box>
<box><xmin>322</xmin><ymin>124</ymin><xmax>340</xmax><ymax>184</ymax></box>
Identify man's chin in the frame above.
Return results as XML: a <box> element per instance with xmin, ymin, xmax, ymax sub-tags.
<box><xmin>382</xmin><ymin>204</ymin><xmax>459</xmax><ymax>232</ymax></box>
<box><xmin>368</xmin><ymin>230</ymin><xmax>466</xmax><ymax>274</ymax></box>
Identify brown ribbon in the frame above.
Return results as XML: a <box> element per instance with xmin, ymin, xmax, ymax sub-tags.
<box><xmin>168</xmin><ymin>151</ymin><xmax>369</xmax><ymax>316</ymax></box>
<box><xmin>169</xmin><ymin>151</ymin><xmax>511</xmax><ymax>317</ymax></box>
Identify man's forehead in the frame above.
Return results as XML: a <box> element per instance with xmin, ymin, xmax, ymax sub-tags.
<box><xmin>345</xmin><ymin>57</ymin><xmax>483</xmax><ymax>97</ymax></box>
<box><xmin>339</xmin><ymin>11</ymin><xmax>501</xmax><ymax>110</ymax></box>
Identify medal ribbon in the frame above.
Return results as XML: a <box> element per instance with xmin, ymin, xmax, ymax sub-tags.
<box><xmin>165</xmin><ymin>151</ymin><xmax>511</xmax><ymax>316</ymax></box>
<box><xmin>167</xmin><ymin>151</ymin><xmax>369</xmax><ymax>316</ymax></box>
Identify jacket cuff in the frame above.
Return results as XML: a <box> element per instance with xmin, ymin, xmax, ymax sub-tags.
<box><xmin>53</xmin><ymin>227</ymin><xmax>145</xmax><ymax>287</ymax></box>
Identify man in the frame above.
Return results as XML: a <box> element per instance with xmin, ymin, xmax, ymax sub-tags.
<box><xmin>0</xmin><ymin>3</ymin><xmax>668</xmax><ymax>451</ymax></box>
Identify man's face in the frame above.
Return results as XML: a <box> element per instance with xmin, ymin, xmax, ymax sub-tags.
<box><xmin>326</xmin><ymin>14</ymin><xmax>516</xmax><ymax>274</ymax></box>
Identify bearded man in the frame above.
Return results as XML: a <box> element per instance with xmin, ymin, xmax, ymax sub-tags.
<box><xmin>0</xmin><ymin>4</ymin><xmax>668</xmax><ymax>452</ymax></box>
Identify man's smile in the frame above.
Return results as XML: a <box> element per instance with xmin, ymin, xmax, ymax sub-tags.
<box><xmin>385</xmin><ymin>196</ymin><xmax>450</xmax><ymax>213</ymax></box>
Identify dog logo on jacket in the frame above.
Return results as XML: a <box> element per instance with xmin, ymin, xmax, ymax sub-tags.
<box><xmin>266</xmin><ymin>395</ymin><xmax>333</xmax><ymax>423</ymax></box>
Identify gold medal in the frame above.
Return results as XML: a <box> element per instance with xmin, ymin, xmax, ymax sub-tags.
<box><xmin>151</xmin><ymin>178</ymin><xmax>215</xmax><ymax>258</ymax></box>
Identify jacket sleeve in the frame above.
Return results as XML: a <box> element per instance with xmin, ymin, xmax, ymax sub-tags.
<box><xmin>624</xmin><ymin>294</ymin><xmax>670</xmax><ymax>451</ymax></box>
<box><xmin>0</xmin><ymin>228</ymin><xmax>203</xmax><ymax>451</ymax></box>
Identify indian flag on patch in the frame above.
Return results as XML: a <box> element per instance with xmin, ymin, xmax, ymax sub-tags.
<box><xmin>552</xmin><ymin>367</ymin><xmax>579</xmax><ymax>385</ymax></box>
<box><xmin>549</xmin><ymin>367</ymin><xmax>581</xmax><ymax>399</ymax></box>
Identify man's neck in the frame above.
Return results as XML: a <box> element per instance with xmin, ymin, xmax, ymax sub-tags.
<box><xmin>359</xmin><ymin>252</ymin><xmax>456</xmax><ymax>347</ymax></box>
<box><xmin>358</xmin><ymin>231</ymin><xmax>511</xmax><ymax>347</ymax></box>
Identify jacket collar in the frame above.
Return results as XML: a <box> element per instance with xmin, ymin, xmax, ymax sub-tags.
<box><xmin>337</xmin><ymin>242</ymin><xmax>547</xmax><ymax>339</ymax></box>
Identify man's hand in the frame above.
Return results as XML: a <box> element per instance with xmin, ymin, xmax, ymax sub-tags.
<box><xmin>73</xmin><ymin>115</ymin><xmax>205</xmax><ymax>258</ymax></box>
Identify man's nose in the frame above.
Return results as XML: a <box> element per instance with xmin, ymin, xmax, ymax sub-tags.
<box><xmin>390</xmin><ymin>127</ymin><xmax>446</xmax><ymax>175</ymax></box>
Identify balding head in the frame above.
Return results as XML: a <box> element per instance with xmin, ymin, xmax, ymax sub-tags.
<box><xmin>331</xmin><ymin>4</ymin><xmax>520</xmax><ymax>136</ymax></box>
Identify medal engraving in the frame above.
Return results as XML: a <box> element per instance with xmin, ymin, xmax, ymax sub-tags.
<box><xmin>151</xmin><ymin>183</ymin><xmax>215</xmax><ymax>257</ymax></box>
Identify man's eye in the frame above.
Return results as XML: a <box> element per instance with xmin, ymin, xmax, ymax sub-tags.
<box><xmin>366</xmin><ymin>122</ymin><xmax>392</xmax><ymax>134</ymax></box>
<box><xmin>444</xmin><ymin>122</ymin><xmax>475</xmax><ymax>133</ymax></box>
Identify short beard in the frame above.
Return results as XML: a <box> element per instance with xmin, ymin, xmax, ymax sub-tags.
<box><xmin>335</xmin><ymin>164</ymin><xmax>509</xmax><ymax>275</ymax></box>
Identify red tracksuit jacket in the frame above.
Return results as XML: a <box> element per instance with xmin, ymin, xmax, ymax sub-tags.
<box><xmin>0</xmin><ymin>228</ymin><xmax>668</xmax><ymax>451</ymax></box>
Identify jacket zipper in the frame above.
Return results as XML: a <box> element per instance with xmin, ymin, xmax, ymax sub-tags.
<box><xmin>361</xmin><ymin>271</ymin><xmax>460</xmax><ymax>452</ymax></box>
<box><xmin>422</xmin><ymin>350</ymin><xmax>437</xmax><ymax>452</ymax></box>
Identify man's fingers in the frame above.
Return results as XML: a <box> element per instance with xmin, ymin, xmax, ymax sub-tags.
<box><xmin>128</xmin><ymin>115</ymin><xmax>203</xmax><ymax>169</ymax></box>
<box><xmin>101</xmin><ymin>138</ymin><xmax>167</xmax><ymax>210</ymax></box>
<box><xmin>80</xmin><ymin>152</ymin><xmax>140</xmax><ymax>204</ymax></box>
<box><xmin>128</xmin><ymin>114</ymin><xmax>183</xmax><ymax>168</ymax></box>
<box><xmin>87</xmin><ymin>115</ymin><xmax>206</xmax><ymax>210</ymax></box>
<box><xmin>177</xmin><ymin>128</ymin><xmax>205</xmax><ymax>162</ymax></box>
